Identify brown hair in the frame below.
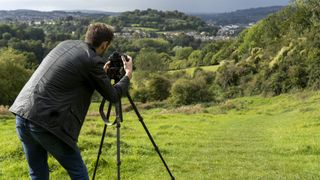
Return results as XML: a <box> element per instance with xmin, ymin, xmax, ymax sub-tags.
<box><xmin>85</xmin><ymin>23</ymin><xmax>114</xmax><ymax>48</ymax></box>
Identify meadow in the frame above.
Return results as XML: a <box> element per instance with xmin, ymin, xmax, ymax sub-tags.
<box><xmin>1</xmin><ymin>91</ymin><xmax>320</xmax><ymax>179</ymax></box>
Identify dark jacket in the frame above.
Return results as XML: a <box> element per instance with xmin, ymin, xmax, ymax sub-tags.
<box><xmin>9</xmin><ymin>40</ymin><xmax>129</xmax><ymax>150</ymax></box>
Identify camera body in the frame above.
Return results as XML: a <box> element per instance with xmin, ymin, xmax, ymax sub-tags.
<box><xmin>107</xmin><ymin>51</ymin><xmax>128</xmax><ymax>81</ymax></box>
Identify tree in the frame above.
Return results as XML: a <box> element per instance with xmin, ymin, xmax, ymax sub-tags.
<box><xmin>170</xmin><ymin>77</ymin><xmax>213</xmax><ymax>105</ymax></box>
<box><xmin>2</xmin><ymin>32</ymin><xmax>12</xmax><ymax>40</ymax></box>
<box><xmin>169</xmin><ymin>33</ymin><xmax>200</xmax><ymax>48</ymax></box>
<box><xmin>173</xmin><ymin>46</ymin><xmax>193</xmax><ymax>60</ymax></box>
<box><xmin>25</xmin><ymin>27</ymin><xmax>45</xmax><ymax>42</ymax></box>
<box><xmin>7</xmin><ymin>39</ymin><xmax>44</xmax><ymax>65</ymax></box>
<box><xmin>134</xmin><ymin>48</ymin><xmax>166</xmax><ymax>71</ymax></box>
<box><xmin>146</xmin><ymin>75</ymin><xmax>171</xmax><ymax>101</ymax></box>
<box><xmin>0</xmin><ymin>24</ymin><xmax>12</xmax><ymax>36</ymax></box>
<box><xmin>187</xmin><ymin>50</ymin><xmax>204</xmax><ymax>66</ymax></box>
<box><xmin>215</xmin><ymin>61</ymin><xmax>239</xmax><ymax>89</ymax></box>
<box><xmin>307</xmin><ymin>48</ymin><xmax>320</xmax><ymax>89</ymax></box>
<box><xmin>0</xmin><ymin>48</ymin><xmax>32</xmax><ymax>105</ymax></box>
<box><xmin>133</xmin><ymin>38</ymin><xmax>170</xmax><ymax>52</ymax></box>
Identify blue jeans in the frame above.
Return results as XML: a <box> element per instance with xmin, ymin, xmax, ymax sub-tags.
<box><xmin>15</xmin><ymin>115</ymin><xmax>89</xmax><ymax>180</ymax></box>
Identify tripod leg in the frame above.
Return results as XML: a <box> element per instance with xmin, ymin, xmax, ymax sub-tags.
<box><xmin>116</xmin><ymin>119</ymin><xmax>121</xmax><ymax>180</ymax></box>
<box><xmin>92</xmin><ymin>103</ymin><xmax>112</xmax><ymax>180</ymax></box>
<box><xmin>115</xmin><ymin>101</ymin><xmax>123</xmax><ymax>180</ymax></box>
<box><xmin>127</xmin><ymin>94</ymin><xmax>175</xmax><ymax>180</ymax></box>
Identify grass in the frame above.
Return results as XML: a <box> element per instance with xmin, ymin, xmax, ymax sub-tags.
<box><xmin>1</xmin><ymin>91</ymin><xmax>320</xmax><ymax>179</ymax></box>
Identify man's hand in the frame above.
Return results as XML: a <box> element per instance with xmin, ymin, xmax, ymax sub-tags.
<box><xmin>122</xmin><ymin>55</ymin><xmax>133</xmax><ymax>80</ymax></box>
<box><xmin>103</xmin><ymin>61</ymin><xmax>111</xmax><ymax>74</ymax></box>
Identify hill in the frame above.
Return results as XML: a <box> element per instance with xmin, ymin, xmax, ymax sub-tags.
<box><xmin>99</xmin><ymin>9</ymin><xmax>217</xmax><ymax>33</ymax></box>
<box><xmin>193</xmin><ymin>6</ymin><xmax>284</xmax><ymax>25</ymax></box>
<box><xmin>208</xmin><ymin>0</ymin><xmax>320</xmax><ymax>97</ymax></box>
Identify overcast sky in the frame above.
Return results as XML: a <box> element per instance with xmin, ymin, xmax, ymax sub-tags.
<box><xmin>0</xmin><ymin>0</ymin><xmax>290</xmax><ymax>13</ymax></box>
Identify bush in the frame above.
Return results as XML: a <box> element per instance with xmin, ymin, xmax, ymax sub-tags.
<box><xmin>173</xmin><ymin>46</ymin><xmax>193</xmax><ymax>60</ymax></box>
<box><xmin>131</xmin><ymin>88</ymin><xmax>149</xmax><ymax>103</ymax></box>
<box><xmin>215</xmin><ymin>61</ymin><xmax>239</xmax><ymax>89</ymax></box>
<box><xmin>135</xmin><ymin>48</ymin><xmax>167</xmax><ymax>71</ymax></box>
<box><xmin>264</xmin><ymin>71</ymin><xmax>286</xmax><ymax>96</ymax></box>
<box><xmin>146</xmin><ymin>75</ymin><xmax>171</xmax><ymax>101</ymax></box>
<box><xmin>308</xmin><ymin>60</ymin><xmax>320</xmax><ymax>90</ymax></box>
<box><xmin>187</xmin><ymin>50</ymin><xmax>204</xmax><ymax>67</ymax></box>
<box><xmin>170</xmin><ymin>78</ymin><xmax>213</xmax><ymax>105</ymax></box>
<box><xmin>131</xmin><ymin>75</ymin><xmax>171</xmax><ymax>102</ymax></box>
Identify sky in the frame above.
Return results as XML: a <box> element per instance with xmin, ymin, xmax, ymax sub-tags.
<box><xmin>0</xmin><ymin>0</ymin><xmax>290</xmax><ymax>13</ymax></box>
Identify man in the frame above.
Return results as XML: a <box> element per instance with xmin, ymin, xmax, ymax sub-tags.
<box><xmin>9</xmin><ymin>23</ymin><xmax>133</xmax><ymax>179</ymax></box>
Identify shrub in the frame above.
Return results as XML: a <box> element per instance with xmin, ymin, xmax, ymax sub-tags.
<box><xmin>146</xmin><ymin>75</ymin><xmax>171</xmax><ymax>101</ymax></box>
<box><xmin>264</xmin><ymin>71</ymin><xmax>287</xmax><ymax>96</ymax></box>
<box><xmin>215</xmin><ymin>61</ymin><xmax>239</xmax><ymax>89</ymax></box>
<box><xmin>131</xmin><ymin>88</ymin><xmax>149</xmax><ymax>103</ymax></box>
<box><xmin>307</xmin><ymin>48</ymin><xmax>320</xmax><ymax>90</ymax></box>
<box><xmin>170</xmin><ymin>78</ymin><xmax>213</xmax><ymax>105</ymax></box>
<box><xmin>173</xmin><ymin>46</ymin><xmax>193</xmax><ymax>60</ymax></box>
<box><xmin>135</xmin><ymin>48</ymin><xmax>167</xmax><ymax>71</ymax></box>
<box><xmin>187</xmin><ymin>50</ymin><xmax>204</xmax><ymax>66</ymax></box>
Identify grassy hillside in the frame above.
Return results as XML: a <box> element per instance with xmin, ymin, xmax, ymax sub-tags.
<box><xmin>211</xmin><ymin>0</ymin><xmax>320</xmax><ymax>97</ymax></box>
<box><xmin>1</xmin><ymin>91</ymin><xmax>320</xmax><ymax>179</ymax></box>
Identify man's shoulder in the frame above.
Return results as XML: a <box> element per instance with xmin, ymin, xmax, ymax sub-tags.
<box><xmin>57</xmin><ymin>40</ymin><xmax>85</xmax><ymax>47</ymax></box>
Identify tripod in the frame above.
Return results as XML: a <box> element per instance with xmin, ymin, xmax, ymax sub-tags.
<box><xmin>92</xmin><ymin>92</ymin><xmax>175</xmax><ymax>180</ymax></box>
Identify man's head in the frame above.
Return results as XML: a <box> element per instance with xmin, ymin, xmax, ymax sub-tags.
<box><xmin>85</xmin><ymin>23</ymin><xmax>114</xmax><ymax>56</ymax></box>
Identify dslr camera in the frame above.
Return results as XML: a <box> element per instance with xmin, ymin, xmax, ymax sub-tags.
<box><xmin>107</xmin><ymin>51</ymin><xmax>129</xmax><ymax>81</ymax></box>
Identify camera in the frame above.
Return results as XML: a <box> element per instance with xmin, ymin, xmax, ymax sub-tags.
<box><xmin>107</xmin><ymin>51</ymin><xmax>129</xmax><ymax>81</ymax></box>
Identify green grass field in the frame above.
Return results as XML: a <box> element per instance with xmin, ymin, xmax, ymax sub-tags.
<box><xmin>1</xmin><ymin>91</ymin><xmax>320</xmax><ymax>179</ymax></box>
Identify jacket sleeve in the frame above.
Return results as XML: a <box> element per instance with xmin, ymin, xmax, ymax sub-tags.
<box><xmin>89</xmin><ymin>56</ymin><xmax>130</xmax><ymax>103</ymax></box>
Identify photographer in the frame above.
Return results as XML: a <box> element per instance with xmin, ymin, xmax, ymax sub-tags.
<box><xmin>9</xmin><ymin>23</ymin><xmax>132</xmax><ymax>180</ymax></box>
